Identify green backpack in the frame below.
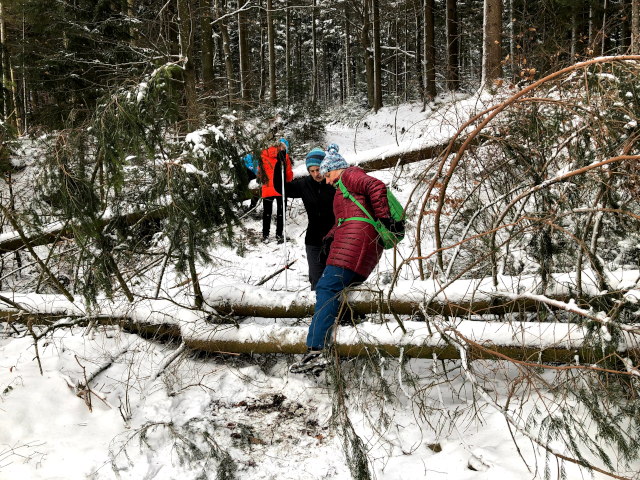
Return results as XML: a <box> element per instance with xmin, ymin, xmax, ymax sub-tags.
<box><xmin>336</xmin><ymin>179</ymin><xmax>405</xmax><ymax>249</ymax></box>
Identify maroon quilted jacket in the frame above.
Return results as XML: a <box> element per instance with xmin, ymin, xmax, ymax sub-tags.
<box><xmin>325</xmin><ymin>166</ymin><xmax>391</xmax><ymax>278</ymax></box>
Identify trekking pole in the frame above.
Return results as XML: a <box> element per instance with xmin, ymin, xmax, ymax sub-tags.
<box><xmin>281</xmin><ymin>156</ymin><xmax>288</xmax><ymax>289</ymax></box>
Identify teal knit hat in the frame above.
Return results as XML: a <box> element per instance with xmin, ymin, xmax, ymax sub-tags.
<box><xmin>305</xmin><ymin>147</ymin><xmax>326</xmax><ymax>169</ymax></box>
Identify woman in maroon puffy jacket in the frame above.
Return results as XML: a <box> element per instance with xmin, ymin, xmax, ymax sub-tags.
<box><xmin>290</xmin><ymin>144</ymin><xmax>401</xmax><ymax>375</ymax></box>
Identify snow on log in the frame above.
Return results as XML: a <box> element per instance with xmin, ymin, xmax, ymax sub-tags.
<box><xmin>351</xmin><ymin>138</ymin><xmax>463</xmax><ymax>172</ymax></box>
<box><xmin>158</xmin><ymin>318</ymin><xmax>638</xmax><ymax>363</ymax></box>
<box><xmin>2</xmin><ymin>282</ymin><xmax>640</xmax><ymax>361</ymax></box>
<box><xmin>0</xmin><ymin>207</ymin><xmax>167</xmax><ymax>254</ymax></box>
<box><xmin>203</xmin><ymin>268</ymin><xmax>635</xmax><ymax>318</ymax></box>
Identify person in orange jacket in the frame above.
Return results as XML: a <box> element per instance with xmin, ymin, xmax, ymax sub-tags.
<box><xmin>259</xmin><ymin>138</ymin><xmax>293</xmax><ymax>243</ymax></box>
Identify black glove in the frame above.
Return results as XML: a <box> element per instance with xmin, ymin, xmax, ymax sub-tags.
<box><xmin>379</xmin><ymin>217</ymin><xmax>405</xmax><ymax>234</ymax></box>
<box><xmin>320</xmin><ymin>236</ymin><xmax>334</xmax><ymax>259</ymax></box>
<box><xmin>273</xmin><ymin>158</ymin><xmax>284</xmax><ymax>193</ymax></box>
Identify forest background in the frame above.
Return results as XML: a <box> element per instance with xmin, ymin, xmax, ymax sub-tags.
<box><xmin>1</xmin><ymin>1</ymin><xmax>640</xmax><ymax>479</ymax></box>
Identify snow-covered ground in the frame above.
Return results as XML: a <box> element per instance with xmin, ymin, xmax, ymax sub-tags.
<box><xmin>1</xmin><ymin>99</ymin><xmax>635</xmax><ymax>480</ymax></box>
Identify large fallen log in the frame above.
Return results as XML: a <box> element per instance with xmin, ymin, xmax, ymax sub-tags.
<box><xmin>183</xmin><ymin>319</ymin><xmax>636</xmax><ymax>364</ymax></box>
<box><xmin>1</xmin><ymin>268</ymin><xmax>636</xmax><ymax>323</ymax></box>
<box><xmin>0</xmin><ymin>207</ymin><xmax>167</xmax><ymax>255</ymax></box>
<box><xmin>2</xmin><ymin>280</ymin><xmax>639</xmax><ymax>362</ymax></box>
<box><xmin>2</xmin><ymin>309</ymin><xmax>636</xmax><ymax>363</ymax></box>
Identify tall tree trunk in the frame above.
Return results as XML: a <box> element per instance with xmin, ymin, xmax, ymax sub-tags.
<box><xmin>372</xmin><ymin>0</ymin><xmax>383</xmax><ymax>111</ymax></box>
<box><xmin>482</xmin><ymin>0</ymin><xmax>503</xmax><ymax>85</ymax></box>
<box><xmin>187</xmin><ymin>229</ymin><xmax>204</xmax><ymax>309</ymax></box>
<box><xmin>267</xmin><ymin>0</ymin><xmax>277</xmax><ymax>105</ymax></box>
<box><xmin>127</xmin><ymin>0</ymin><xmax>138</xmax><ymax>44</ymax></box>
<box><xmin>201</xmin><ymin>0</ymin><xmax>215</xmax><ymax>93</ymax></box>
<box><xmin>344</xmin><ymin>2</ymin><xmax>351</xmax><ymax>99</ymax></box>
<box><xmin>601</xmin><ymin>0</ymin><xmax>608</xmax><ymax>54</ymax></box>
<box><xmin>215</xmin><ymin>0</ymin><xmax>236</xmax><ymax>106</ymax></box>
<box><xmin>361</xmin><ymin>0</ymin><xmax>374</xmax><ymax>107</ymax></box>
<box><xmin>570</xmin><ymin>5</ymin><xmax>578</xmax><ymax>62</ymax></box>
<box><xmin>0</xmin><ymin>3</ymin><xmax>15</xmax><ymax>130</ymax></box>
<box><xmin>285</xmin><ymin>0</ymin><xmax>290</xmax><ymax>104</ymax></box>
<box><xmin>393</xmin><ymin>20</ymin><xmax>398</xmax><ymax>99</ymax></box>
<box><xmin>259</xmin><ymin>0</ymin><xmax>266</xmax><ymax>101</ymax></box>
<box><xmin>445</xmin><ymin>0</ymin><xmax>459</xmax><ymax>91</ymax></box>
<box><xmin>509</xmin><ymin>0</ymin><xmax>516</xmax><ymax>79</ymax></box>
<box><xmin>404</xmin><ymin>4</ymin><xmax>409</xmax><ymax>100</ymax></box>
<box><xmin>238</xmin><ymin>5</ymin><xmax>251</xmax><ymax>105</ymax></box>
<box><xmin>633</xmin><ymin>0</ymin><xmax>640</xmax><ymax>54</ymax></box>
<box><xmin>312</xmin><ymin>0</ymin><xmax>318</xmax><ymax>104</ymax></box>
<box><xmin>177</xmin><ymin>0</ymin><xmax>198</xmax><ymax>127</ymax></box>
<box><xmin>414</xmin><ymin>0</ymin><xmax>423</xmax><ymax>103</ymax></box>
<box><xmin>9</xmin><ymin>62</ymin><xmax>21</xmax><ymax>134</ymax></box>
<box><xmin>424</xmin><ymin>0</ymin><xmax>436</xmax><ymax>99</ymax></box>
<box><xmin>295</xmin><ymin>27</ymin><xmax>302</xmax><ymax>101</ymax></box>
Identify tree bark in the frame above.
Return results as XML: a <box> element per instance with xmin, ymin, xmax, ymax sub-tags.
<box><xmin>482</xmin><ymin>0</ymin><xmax>503</xmax><ymax>85</ymax></box>
<box><xmin>632</xmin><ymin>0</ymin><xmax>640</xmax><ymax>54</ymax></box>
<box><xmin>127</xmin><ymin>0</ymin><xmax>138</xmax><ymax>43</ymax></box>
<box><xmin>372</xmin><ymin>0</ymin><xmax>383</xmax><ymax>111</ymax></box>
<box><xmin>187</xmin><ymin>228</ymin><xmax>204</xmax><ymax>308</ymax></box>
<box><xmin>445</xmin><ymin>0</ymin><xmax>459</xmax><ymax>91</ymax></box>
<box><xmin>238</xmin><ymin>4</ymin><xmax>251</xmax><ymax>104</ymax></box>
<box><xmin>215</xmin><ymin>0</ymin><xmax>236</xmax><ymax>106</ymax></box>
<box><xmin>311</xmin><ymin>0</ymin><xmax>318</xmax><ymax>104</ymax></box>
<box><xmin>201</xmin><ymin>0</ymin><xmax>215</xmax><ymax>92</ymax></box>
<box><xmin>423</xmin><ymin>0</ymin><xmax>436</xmax><ymax>99</ymax></box>
<box><xmin>267</xmin><ymin>0</ymin><xmax>277</xmax><ymax>105</ymax></box>
<box><xmin>0</xmin><ymin>2</ymin><xmax>15</xmax><ymax>130</ymax></box>
<box><xmin>344</xmin><ymin>2</ymin><xmax>351</xmax><ymax>99</ymax></box>
<box><xmin>284</xmin><ymin>0</ymin><xmax>290</xmax><ymax>104</ymax></box>
<box><xmin>177</xmin><ymin>0</ymin><xmax>198</xmax><ymax>127</ymax></box>
<box><xmin>362</xmin><ymin>0</ymin><xmax>374</xmax><ymax>107</ymax></box>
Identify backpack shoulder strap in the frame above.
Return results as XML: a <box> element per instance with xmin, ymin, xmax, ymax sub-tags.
<box><xmin>336</xmin><ymin>179</ymin><xmax>375</xmax><ymax>222</ymax></box>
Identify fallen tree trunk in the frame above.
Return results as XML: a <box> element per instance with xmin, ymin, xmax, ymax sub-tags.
<box><xmin>211</xmin><ymin>290</ymin><xmax>567</xmax><ymax>318</ymax></box>
<box><xmin>354</xmin><ymin>139</ymin><xmax>463</xmax><ymax>172</ymax></box>
<box><xmin>0</xmin><ymin>207</ymin><xmax>167</xmax><ymax>255</ymax></box>
<box><xmin>3</xmin><ymin>269</ymin><xmax>637</xmax><ymax>362</ymax></box>
<box><xmin>0</xmin><ymin>268</ymin><xmax>632</xmax><ymax>323</ymax></box>
<box><xmin>2</xmin><ymin>310</ymin><xmax>634</xmax><ymax>363</ymax></box>
<box><xmin>183</xmin><ymin>319</ymin><xmax>630</xmax><ymax>364</ymax></box>
<box><xmin>2</xmin><ymin>302</ymin><xmax>637</xmax><ymax>364</ymax></box>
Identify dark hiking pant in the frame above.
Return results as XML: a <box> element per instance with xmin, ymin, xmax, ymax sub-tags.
<box><xmin>262</xmin><ymin>196</ymin><xmax>284</xmax><ymax>239</ymax></box>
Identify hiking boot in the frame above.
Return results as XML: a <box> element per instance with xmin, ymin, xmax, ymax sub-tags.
<box><xmin>289</xmin><ymin>350</ymin><xmax>328</xmax><ymax>375</ymax></box>
<box><xmin>276</xmin><ymin>235</ymin><xmax>284</xmax><ymax>244</ymax></box>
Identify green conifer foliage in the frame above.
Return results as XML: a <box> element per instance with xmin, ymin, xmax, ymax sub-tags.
<box><xmin>32</xmin><ymin>64</ymin><xmax>247</xmax><ymax>305</ymax></box>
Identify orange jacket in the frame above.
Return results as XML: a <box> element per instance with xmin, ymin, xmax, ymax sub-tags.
<box><xmin>260</xmin><ymin>146</ymin><xmax>293</xmax><ymax>198</ymax></box>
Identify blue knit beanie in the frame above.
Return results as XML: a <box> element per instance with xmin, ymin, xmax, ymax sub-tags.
<box><xmin>305</xmin><ymin>147</ymin><xmax>326</xmax><ymax>169</ymax></box>
<box><xmin>279</xmin><ymin>138</ymin><xmax>290</xmax><ymax>151</ymax></box>
<box><xmin>320</xmin><ymin>144</ymin><xmax>348</xmax><ymax>177</ymax></box>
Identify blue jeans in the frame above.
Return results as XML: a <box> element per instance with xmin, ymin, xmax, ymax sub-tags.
<box><xmin>307</xmin><ymin>265</ymin><xmax>365</xmax><ymax>350</ymax></box>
